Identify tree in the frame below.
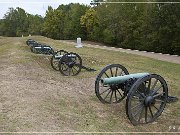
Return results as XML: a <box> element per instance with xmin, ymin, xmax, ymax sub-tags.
<box><xmin>143</xmin><ymin>2</ymin><xmax>180</xmax><ymax>54</ymax></box>
<box><xmin>43</xmin><ymin>4</ymin><xmax>88</xmax><ymax>40</ymax></box>
<box><xmin>0</xmin><ymin>19</ymin><xmax>5</xmax><ymax>36</ymax></box>
<box><xmin>27</xmin><ymin>14</ymin><xmax>44</xmax><ymax>35</ymax></box>
<box><xmin>63</xmin><ymin>3</ymin><xmax>88</xmax><ymax>39</ymax></box>
<box><xmin>3</xmin><ymin>7</ymin><xmax>29</xmax><ymax>36</ymax></box>
<box><xmin>80</xmin><ymin>8</ymin><xmax>99</xmax><ymax>39</ymax></box>
<box><xmin>42</xmin><ymin>6</ymin><xmax>65</xmax><ymax>39</ymax></box>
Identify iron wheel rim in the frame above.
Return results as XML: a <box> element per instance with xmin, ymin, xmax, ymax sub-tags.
<box><xmin>126</xmin><ymin>74</ymin><xmax>168</xmax><ymax>125</ymax></box>
<box><xmin>95</xmin><ymin>64</ymin><xmax>129</xmax><ymax>104</ymax></box>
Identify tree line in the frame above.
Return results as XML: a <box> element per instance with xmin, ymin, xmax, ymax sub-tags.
<box><xmin>0</xmin><ymin>7</ymin><xmax>43</xmax><ymax>36</ymax></box>
<box><xmin>0</xmin><ymin>1</ymin><xmax>179</xmax><ymax>55</ymax></box>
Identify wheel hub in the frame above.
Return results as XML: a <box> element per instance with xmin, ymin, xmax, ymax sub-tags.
<box><xmin>144</xmin><ymin>96</ymin><xmax>155</xmax><ymax>106</ymax></box>
<box><xmin>110</xmin><ymin>84</ymin><xmax>119</xmax><ymax>91</ymax></box>
<box><xmin>67</xmin><ymin>62</ymin><xmax>75</xmax><ymax>68</ymax></box>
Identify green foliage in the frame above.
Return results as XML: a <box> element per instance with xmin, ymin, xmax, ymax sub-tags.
<box><xmin>3</xmin><ymin>8</ymin><xmax>28</xmax><ymax>36</ymax></box>
<box><xmin>102</xmin><ymin>29</ymin><xmax>115</xmax><ymax>45</ymax></box>
<box><xmin>141</xmin><ymin>3</ymin><xmax>180</xmax><ymax>54</ymax></box>
<box><xmin>43</xmin><ymin>4</ymin><xmax>88</xmax><ymax>40</ymax></box>
<box><xmin>42</xmin><ymin>6</ymin><xmax>65</xmax><ymax>39</ymax></box>
<box><xmin>0</xmin><ymin>1</ymin><xmax>179</xmax><ymax>55</ymax></box>
<box><xmin>0</xmin><ymin>19</ymin><xmax>5</xmax><ymax>36</ymax></box>
<box><xmin>85</xmin><ymin>1</ymin><xmax>180</xmax><ymax>55</ymax></box>
<box><xmin>80</xmin><ymin>8</ymin><xmax>98</xmax><ymax>35</ymax></box>
<box><xmin>28</xmin><ymin>14</ymin><xmax>44</xmax><ymax>35</ymax></box>
<box><xmin>2</xmin><ymin>7</ymin><xmax>43</xmax><ymax>37</ymax></box>
<box><xmin>89</xmin><ymin>26</ymin><xmax>103</xmax><ymax>41</ymax></box>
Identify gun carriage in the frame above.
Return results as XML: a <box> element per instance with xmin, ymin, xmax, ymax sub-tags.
<box><xmin>30</xmin><ymin>45</ymin><xmax>54</xmax><ymax>55</ymax></box>
<box><xmin>51</xmin><ymin>50</ymin><xmax>96</xmax><ymax>76</ymax></box>
<box><xmin>26</xmin><ymin>39</ymin><xmax>54</xmax><ymax>55</ymax></box>
<box><xmin>95</xmin><ymin>64</ymin><xmax>177</xmax><ymax>125</ymax></box>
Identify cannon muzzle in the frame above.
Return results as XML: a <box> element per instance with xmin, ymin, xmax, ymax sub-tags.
<box><xmin>101</xmin><ymin>73</ymin><xmax>149</xmax><ymax>85</ymax></box>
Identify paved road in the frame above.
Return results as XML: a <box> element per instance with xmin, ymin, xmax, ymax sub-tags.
<box><xmin>62</xmin><ymin>40</ymin><xmax>180</xmax><ymax>64</ymax></box>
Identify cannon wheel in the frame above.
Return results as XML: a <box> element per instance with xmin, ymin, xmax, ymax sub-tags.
<box><xmin>126</xmin><ymin>74</ymin><xmax>168</xmax><ymax>125</ymax></box>
<box><xmin>59</xmin><ymin>52</ymin><xmax>82</xmax><ymax>76</ymax></box>
<box><xmin>95</xmin><ymin>64</ymin><xmax>129</xmax><ymax>104</ymax></box>
<box><xmin>50</xmin><ymin>50</ymin><xmax>68</xmax><ymax>71</ymax></box>
<box><xmin>40</xmin><ymin>46</ymin><xmax>53</xmax><ymax>55</ymax></box>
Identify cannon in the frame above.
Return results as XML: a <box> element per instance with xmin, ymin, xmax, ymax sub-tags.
<box><xmin>26</xmin><ymin>39</ymin><xmax>37</xmax><ymax>46</ymax></box>
<box><xmin>51</xmin><ymin>50</ymin><xmax>96</xmax><ymax>76</ymax></box>
<box><xmin>95</xmin><ymin>64</ymin><xmax>178</xmax><ymax>125</ymax></box>
<box><xmin>30</xmin><ymin>45</ymin><xmax>54</xmax><ymax>55</ymax></box>
<box><xmin>26</xmin><ymin>39</ymin><xmax>54</xmax><ymax>55</ymax></box>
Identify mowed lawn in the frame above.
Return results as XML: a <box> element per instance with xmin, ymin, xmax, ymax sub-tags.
<box><xmin>0</xmin><ymin>36</ymin><xmax>179</xmax><ymax>133</ymax></box>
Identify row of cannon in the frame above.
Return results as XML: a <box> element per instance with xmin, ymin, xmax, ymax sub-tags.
<box><xmin>26</xmin><ymin>39</ymin><xmax>177</xmax><ymax>125</ymax></box>
<box><xmin>26</xmin><ymin>39</ymin><xmax>95</xmax><ymax>76</ymax></box>
<box><xmin>26</xmin><ymin>39</ymin><xmax>54</xmax><ymax>55</ymax></box>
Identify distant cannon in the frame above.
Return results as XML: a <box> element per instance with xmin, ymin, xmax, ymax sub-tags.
<box><xmin>30</xmin><ymin>45</ymin><xmax>54</xmax><ymax>55</ymax></box>
<box><xmin>26</xmin><ymin>39</ymin><xmax>54</xmax><ymax>55</ymax></box>
<box><xmin>26</xmin><ymin>39</ymin><xmax>37</xmax><ymax>46</ymax></box>
<box><xmin>95</xmin><ymin>64</ymin><xmax>178</xmax><ymax>125</ymax></box>
<box><xmin>25</xmin><ymin>39</ymin><xmax>96</xmax><ymax>76</ymax></box>
<box><xmin>51</xmin><ymin>50</ymin><xmax>96</xmax><ymax>76</ymax></box>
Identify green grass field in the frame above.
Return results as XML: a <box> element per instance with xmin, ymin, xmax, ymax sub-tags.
<box><xmin>0</xmin><ymin>36</ymin><xmax>179</xmax><ymax>133</ymax></box>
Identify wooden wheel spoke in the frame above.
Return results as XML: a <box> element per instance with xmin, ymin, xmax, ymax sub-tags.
<box><xmin>138</xmin><ymin>106</ymin><xmax>144</xmax><ymax>122</ymax></box>
<box><xmin>104</xmin><ymin>89</ymin><xmax>112</xmax><ymax>100</ymax></box>
<box><xmin>151</xmin><ymin>79</ymin><xmax>158</xmax><ymax>90</ymax></box>
<box><xmin>155</xmin><ymin>99</ymin><xmax>165</xmax><ymax>103</ymax></box>
<box><xmin>117</xmin><ymin>89</ymin><xmax>123</xmax><ymax>98</ymax></box>
<box><xmin>100</xmin><ymin>88</ymin><xmax>110</xmax><ymax>95</ymax></box>
<box><xmin>104</xmin><ymin>72</ymin><xmax>110</xmax><ymax>78</ymax></box>
<box><xmin>153</xmin><ymin>105</ymin><xmax>159</xmax><ymax>111</ymax></box>
<box><xmin>145</xmin><ymin>106</ymin><xmax>147</xmax><ymax>123</ymax></box>
<box><xmin>152</xmin><ymin>84</ymin><xmax>163</xmax><ymax>96</ymax></box>
<box><xmin>136</xmin><ymin>90</ymin><xmax>145</xmax><ymax>98</ymax></box>
<box><xmin>110</xmin><ymin>68</ymin><xmax>113</xmax><ymax>77</ymax></box>
<box><xmin>72</xmin><ymin>66</ymin><xmax>78</xmax><ymax>72</ymax></box>
<box><xmin>100</xmin><ymin>84</ymin><xmax>109</xmax><ymax>88</ymax></box>
<box><xmin>119</xmin><ymin>69</ymin><xmax>123</xmax><ymax>76</ymax></box>
<box><xmin>109</xmin><ymin>91</ymin><xmax>113</xmax><ymax>103</ymax></box>
<box><xmin>132</xmin><ymin>105</ymin><xmax>144</xmax><ymax>118</ymax></box>
<box><xmin>115</xmin><ymin>90</ymin><xmax>118</xmax><ymax>102</ymax></box>
<box><xmin>115</xmin><ymin>67</ymin><xmax>118</xmax><ymax>77</ymax></box>
<box><xmin>148</xmin><ymin>78</ymin><xmax>151</xmax><ymax>91</ymax></box>
<box><xmin>131</xmin><ymin>102</ymin><xmax>143</xmax><ymax>110</ymax></box>
<box><xmin>131</xmin><ymin>96</ymin><xmax>144</xmax><ymax>101</ymax></box>
<box><xmin>153</xmin><ymin>92</ymin><xmax>165</xmax><ymax>98</ymax></box>
<box><xmin>149</xmin><ymin>106</ymin><xmax>154</xmax><ymax>118</ymax></box>
<box><xmin>61</xmin><ymin>64</ymin><xmax>67</xmax><ymax>71</ymax></box>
